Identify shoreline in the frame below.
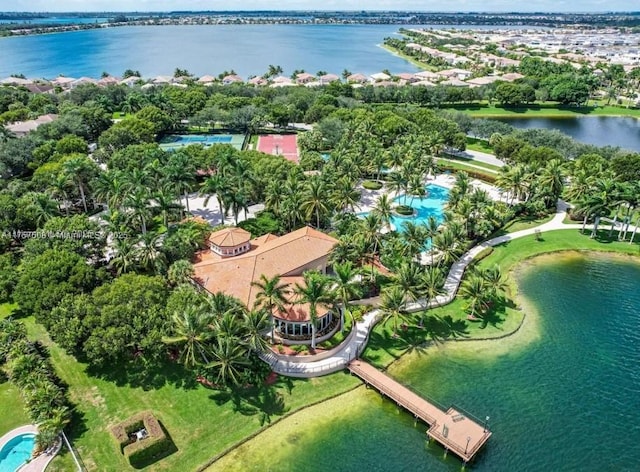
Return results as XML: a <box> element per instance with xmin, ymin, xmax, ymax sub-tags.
<box><xmin>204</xmin><ymin>247</ymin><xmax>640</xmax><ymax>467</ymax></box>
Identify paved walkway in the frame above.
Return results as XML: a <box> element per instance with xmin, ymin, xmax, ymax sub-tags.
<box><xmin>264</xmin><ymin>200</ymin><xmax>637</xmax><ymax>377</ymax></box>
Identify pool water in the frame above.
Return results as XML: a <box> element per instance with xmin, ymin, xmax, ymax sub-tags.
<box><xmin>389</xmin><ymin>184</ymin><xmax>449</xmax><ymax>233</ymax></box>
<box><xmin>0</xmin><ymin>433</ymin><xmax>36</xmax><ymax>471</ymax></box>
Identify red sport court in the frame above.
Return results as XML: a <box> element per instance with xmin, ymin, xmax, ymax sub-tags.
<box><xmin>257</xmin><ymin>134</ymin><xmax>299</xmax><ymax>163</ymax></box>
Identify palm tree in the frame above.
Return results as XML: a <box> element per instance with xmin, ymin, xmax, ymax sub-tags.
<box><xmin>421</xmin><ymin>266</ymin><xmax>445</xmax><ymax>309</ymax></box>
<box><xmin>135</xmin><ymin>232</ymin><xmax>167</xmax><ymax>274</ymax></box>
<box><xmin>109</xmin><ymin>237</ymin><xmax>137</xmax><ymax>275</ymax></box>
<box><xmin>251</xmin><ymin>274</ymin><xmax>290</xmax><ymax>341</ymax></box>
<box><xmin>207</xmin><ymin>337</ymin><xmax>251</xmax><ymax>386</ymax></box>
<box><xmin>358</xmin><ymin>213</ymin><xmax>383</xmax><ymax>280</ymax></box>
<box><xmin>331</xmin><ymin>176</ymin><xmax>360</xmax><ymax>212</ymax></box>
<box><xmin>459</xmin><ymin>275</ymin><xmax>490</xmax><ymax>320</ymax></box>
<box><xmin>372</xmin><ymin>194</ymin><xmax>393</xmax><ymax>230</ymax></box>
<box><xmin>432</xmin><ymin>228</ymin><xmax>463</xmax><ymax>267</ymax></box>
<box><xmin>200</xmin><ymin>173</ymin><xmax>229</xmax><ymax>221</ymax></box>
<box><xmin>293</xmin><ymin>272</ymin><xmax>333</xmax><ymax>349</ymax></box>
<box><xmin>153</xmin><ymin>186</ymin><xmax>182</xmax><ymax>227</ymax></box>
<box><xmin>25</xmin><ymin>192</ymin><xmax>59</xmax><ymax>226</ymax></box>
<box><xmin>92</xmin><ymin>170</ymin><xmax>128</xmax><ymax>210</ymax></box>
<box><xmin>62</xmin><ymin>155</ymin><xmax>97</xmax><ymax>213</ymax></box>
<box><xmin>537</xmin><ymin>159</ymin><xmax>565</xmax><ymax>207</ymax></box>
<box><xmin>379</xmin><ymin>285</ymin><xmax>408</xmax><ymax>337</ymax></box>
<box><xmin>242</xmin><ymin>309</ymin><xmax>272</xmax><ymax>353</ymax></box>
<box><xmin>424</xmin><ymin>215</ymin><xmax>440</xmax><ymax>265</ymax></box>
<box><xmin>400</xmin><ymin>222</ymin><xmax>427</xmax><ymax>260</ymax></box>
<box><xmin>393</xmin><ymin>262</ymin><xmax>423</xmax><ymax>304</ymax></box>
<box><xmin>164</xmin><ymin>151</ymin><xmax>196</xmax><ymax>213</ymax></box>
<box><xmin>265</xmin><ymin>64</ymin><xmax>283</xmax><ymax>78</ymax></box>
<box><xmin>300</xmin><ymin>176</ymin><xmax>330</xmax><ymax>228</ymax></box>
<box><xmin>331</xmin><ymin>261</ymin><xmax>362</xmax><ymax>330</ymax></box>
<box><xmin>162</xmin><ymin>306</ymin><xmax>213</xmax><ymax>367</ymax></box>
<box><xmin>125</xmin><ymin>188</ymin><xmax>152</xmax><ymax>235</ymax></box>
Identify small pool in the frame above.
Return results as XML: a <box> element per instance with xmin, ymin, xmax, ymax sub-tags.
<box><xmin>0</xmin><ymin>433</ymin><xmax>36</xmax><ymax>471</ymax></box>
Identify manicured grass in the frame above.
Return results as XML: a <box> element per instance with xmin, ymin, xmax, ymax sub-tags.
<box><xmin>0</xmin><ymin>309</ymin><xmax>359</xmax><ymax>471</ymax></box>
<box><xmin>466</xmin><ymin>137</ymin><xmax>494</xmax><ymax>154</ymax></box>
<box><xmin>493</xmin><ymin>214</ymin><xmax>555</xmax><ymax>235</ymax></box>
<box><xmin>480</xmin><ymin>228</ymin><xmax>640</xmax><ymax>274</ymax></box>
<box><xmin>440</xmin><ymin>154</ymin><xmax>500</xmax><ymax>171</ymax></box>
<box><xmin>437</xmin><ymin>159</ymin><xmax>497</xmax><ymax>181</ymax></box>
<box><xmin>363</xmin><ymin>228</ymin><xmax>640</xmax><ymax>370</ymax></box>
<box><xmin>445</xmin><ymin>103</ymin><xmax>640</xmax><ymax>118</ymax></box>
<box><xmin>0</xmin><ymin>382</ymin><xmax>29</xmax><ymax>434</ymax></box>
<box><xmin>111</xmin><ymin>112</ymin><xmax>133</xmax><ymax>119</ymax></box>
<box><xmin>379</xmin><ymin>44</ymin><xmax>436</xmax><ymax>71</ymax></box>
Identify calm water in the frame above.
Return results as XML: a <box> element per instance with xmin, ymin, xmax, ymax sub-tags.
<box><xmin>495</xmin><ymin>116</ymin><xmax>640</xmax><ymax>151</ymax></box>
<box><xmin>0</xmin><ymin>24</ymin><xmax>428</xmax><ymax>78</ymax></box>
<box><xmin>215</xmin><ymin>253</ymin><xmax>640</xmax><ymax>471</ymax></box>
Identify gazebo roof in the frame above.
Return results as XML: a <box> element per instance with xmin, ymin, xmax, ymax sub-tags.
<box><xmin>208</xmin><ymin>227</ymin><xmax>251</xmax><ymax>248</ymax></box>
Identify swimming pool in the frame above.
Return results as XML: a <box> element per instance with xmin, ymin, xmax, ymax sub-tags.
<box><xmin>360</xmin><ymin>184</ymin><xmax>449</xmax><ymax>237</ymax></box>
<box><xmin>389</xmin><ymin>184</ymin><xmax>449</xmax><ymax>233</ymax></box>
<box><xmin>0</xmin><ymin>433</ymin><xmax>36</xmax><ymax>471</ymax></box>
<box><xmin>159</xmin><ymin>134</ymin><xmax>244</xmax><ymax>150</ymax></box>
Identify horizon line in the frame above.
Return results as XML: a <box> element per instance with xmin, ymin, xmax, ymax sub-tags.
<box><xmin>2</xmin><ymin>10</ymin><xmax>640</xmax><ymax>14</ymax></box>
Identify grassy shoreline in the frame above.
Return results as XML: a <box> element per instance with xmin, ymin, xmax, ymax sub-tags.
<box><xmin>379</xmin><ymin>43</ymin><xmax>433</xmax><ymax>71</ymax></box>
<box><xmin>446</xmin><ymin>103</ymin><xmax>640</xmax><ymax>119</ymax></box>
<box><xmin>2</xmin><ymin>231</ymin><xmax>639</xmax><ymax>470</ymax></box>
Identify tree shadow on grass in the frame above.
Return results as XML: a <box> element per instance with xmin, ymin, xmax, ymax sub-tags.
<box><xmin>479</xmin><ymin>296</ymin><xmax>512</xmax><ymax>330</ymax></box>
<box><xmin>86</xmin><ymin>359</ymin><xmax>199</xmax><ymax>392</ymax></box>
<box><xmin>129</xmin><ymin>420</ymin><xmax>178</xmax><ymax>470</ymax></box>
<box><xmin>209</xmin><ymin>385</ymin><xmax>290</xmax><ymax>426</ymax></box>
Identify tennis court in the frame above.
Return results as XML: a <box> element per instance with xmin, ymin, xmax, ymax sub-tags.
<box><xmin>256</xmin><ymin>134</ymin><xmax>299</xmax><ymax>163</ymax></box>
<box><xmin>159</xmin><ymin>134</ymin><xmax>245</xmax><ymax>151</ymax></box>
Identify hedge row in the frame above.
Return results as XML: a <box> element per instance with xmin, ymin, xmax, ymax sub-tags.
<box><xmin>111</xmin><ymin>411</ymin><xmax>175</xmax><ymax>469</ymax></box>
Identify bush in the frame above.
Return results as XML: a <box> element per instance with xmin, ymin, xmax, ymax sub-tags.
<box><xmin>362</xmin><ymin>180</ymin><xmax>383</xmax><ymax>190</ymax></box>
<box><xmin>111</xmin><ymin>411</ymin><xmax>176</xmax><ymax>469</ymax></box>
<box><xmin>395</xmin><ymin>205</ymin><xmax>415</xmax><ymax>216</ymax></box>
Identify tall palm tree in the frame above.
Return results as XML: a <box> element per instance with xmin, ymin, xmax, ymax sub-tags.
<box><xmin>162</xmin><ymin>306</ymin><xmax>213</xmax><ymax>367</ymax></box>
<box><xmin>424</xmin><ymin>215</ymin><xmax>440</xmax><ymax>265</ymax></box>
<box><xmin>92</xmin><ymin>170</ymin><xmax>128</xmax><ymax>210</ymax></box>
<box><xmin>62</xmin><ymin>155</ymin><xmax>98</xmax><ymax>213</ymax></box>
<box><xmin>358</xmin><ymin>213</ymin><xmax>383</xmax><ymax>280</ymax></box>
<box><xmin>331</xmin><ymin>261</ymin><xmax>362</xmax><ymax>331</ymax></box>
<box><xmin>207</xmin><ymin>337</ymin><xmax>251</xmax><ymax>386</ymax></box>
<box><xmin>422</xmin><ymin>266</ymin><xmax>445</xmax><ymax>309</ymax></box>
<box><xmin>200</xmin><ymin>173</ymin><xmax>229</xmax><ymax>221</ymax></box>
<box><xmin>372</xmin><ymin>194</ymin><xmax>393</xmax><ymax>230</ymax></box>
<box><xmin>459</xmin><ymin>275</ymin><xmax>490</xmax><ymax>320</ymax></box>
<box><xmin>153</xmin><ymin>186</ymin><xmax>182</xmax><ymax>227</ymax></box>
<box><xmin>400</xmin><ymin>222</ymin><xmax>427</xmax><ymax>260</ymax></box>
<box><xmin>537</xmin><ymin>159</ymin><xmax>565</xmax><ymax>207</ymax></box>
<box><xmin>300</xmin><ymin>176</ymin><xmax>330</xmax><ymax>228</ymax></box>
<box><xmin>331</xmin><ymin>176</ymin><xmax>360</xmax><ymax>212</ymax></box>
<box><xmin>109</xmin><ymin>237</ymin><xmax>137</xmax><ymax>275</ymax></box>
<box><xmin>251</xmin><ymin>274</ymin><xmax>290</xmax><ymax>341</ymax></box>
<box><xmin>293</xmin><ymin>272</ymin><xmax>332</xmax><ymax>349</ymax></box>
<box><xmin>393</xmin><ymin>262</ymin><xmax>423</xmax><ymax>304</ymax></box>
<box><xmin>164</xmin><ymin>151</ymin><xmax>196</xmax><ymax>213</ymax></box>
<box><xmin>125</xmin><ymin>188</ymin><xmax>152</xmax><ymax>235</ymax></box>
<box><xmin>379</xmin><ymin>285</ymin><xmax>408</xmax><ymax>337</ymax></box>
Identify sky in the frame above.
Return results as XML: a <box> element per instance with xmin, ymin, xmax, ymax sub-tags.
<box><xmin>0</xmin><ymin>0</ymin><xmax>636</xmax><ymax>13</ymax></box>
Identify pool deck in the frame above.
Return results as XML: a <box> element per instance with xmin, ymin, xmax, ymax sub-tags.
<box><xmin>0</xmin><ymin>424</ymin><xmax>59</xmax><ymax>472</ymax></box>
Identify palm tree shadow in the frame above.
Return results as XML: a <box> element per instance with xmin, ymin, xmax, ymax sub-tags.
<box><xmin>480</xmin><ymin>297</ymin><xmax>509</xmax><ymax>329</ymax></box>
<box><xmin>210</xmin><ymin>385</ymin><xmax>290</xmax><ymax>426</ymax></box>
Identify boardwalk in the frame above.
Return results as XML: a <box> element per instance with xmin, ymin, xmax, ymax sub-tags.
<box><xmin>348</xmin><ymin>360</ymin><xmax>491</xmax><ymax>463</ymax></box>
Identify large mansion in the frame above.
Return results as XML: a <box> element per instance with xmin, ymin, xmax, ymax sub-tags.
<box><xmin>192</xmin><ymin>226</ymin><xmax>340</xmax><ymax>345</ymax></box>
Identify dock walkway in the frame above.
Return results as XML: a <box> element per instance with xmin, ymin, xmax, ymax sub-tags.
<box><xmin>348</xmin><ymin>359</ymin><xmax>491</xmax><ymax>463</ymax></box>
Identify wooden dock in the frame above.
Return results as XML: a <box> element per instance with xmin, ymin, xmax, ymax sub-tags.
<box><xmin>348</xmin><ymin>359</ymin><xmax>491</xmax><ymax>463</ymax></box>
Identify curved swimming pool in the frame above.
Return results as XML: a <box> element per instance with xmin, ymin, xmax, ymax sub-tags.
<box><xmin>0</xmin><ymin>433</ymin><xmax>36</xmax><ymax>471</ymax></box>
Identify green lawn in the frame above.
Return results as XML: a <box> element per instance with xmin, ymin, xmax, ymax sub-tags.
<box><xmin>446</xmin><ymin>103</ymin><xmax>640</xmax><ymax>118</ymax></box>
<box><xmin>363</xmin><ymin>229</ymin><xmax>640</xmax><ymax>370</ymax></box>
<box><xmin>0</xmin><ymin>308</ymin><xmax>359</xmax><ymax>471</ymax></box>
<box><xmin>437</xmin><ymin>159</ymin><xmax>497</xmax><ymax>182</ymax></box>
<box><xmin>492</xmin><ymin>214</ymin><xmax>555</xmax><ymax>236</ymax></box>
<box><xmin>466</xmin><ymin>137</ymin><xmax>494</xmax><ymax>154</ymax></box>
<box><xmin>379</xmin><ymin>44</ymin><xmax>436</xmax><ymax>71</ymax></box>
<box><xmin>439</xmin><ymin>154</ymin><xmax>500</xmax><ymax>172</ymax></box>
<box><xmin>111</xmin><ymin>112</ymin><xmax>133</xmax><ymax>120</ymax></box>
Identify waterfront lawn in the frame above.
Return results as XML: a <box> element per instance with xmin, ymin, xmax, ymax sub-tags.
<box><xmin>466</xmin><ymin>137</ymin><xmax>494</xmax><ymax>154</ymax></box>
<box><xmin>491</xmin><ymin>213</ymin><xmax>555</xmax><ymax>236</ymax></box>
<box><xmin>0</xmin><ymin>309</ymin><xmax>359</xmax><ymax>471</ymax></box>
<box><xmin>446</xmin><ymin>103</ymin><xmax>640</xmax><ymax>118</ymax></box>
<box><xmin>363</xmin><ymin>296</ymin><xmax>523</xmax><ymax>370</ymax></box>
<box><xmin>480</xmin><ymin>228</ymin><xmax>640</xmax><ymax>275</ymax></box>
<box><xmin>440</xmin><ymin>154</ymin><xmax>500</xmax><ymax>172</ymax></box>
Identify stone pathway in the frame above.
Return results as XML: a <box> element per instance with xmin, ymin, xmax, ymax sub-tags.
<box><xmin>264</xmin><ymin>201</ymin><xmax>635</xmax><ymax>377</ymax></box>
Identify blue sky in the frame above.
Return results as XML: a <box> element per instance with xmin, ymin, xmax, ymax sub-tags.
<box><xmin>0</xmin><ymin>0</ymin><xmax>635</xmax><ymax>13</ymax></box>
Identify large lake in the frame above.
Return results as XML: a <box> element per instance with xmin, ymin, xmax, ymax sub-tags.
<box><xmin>211</xmin><ymin>253</ymin><xmax>640</xmax><ymax>472</ymax></box>
<box><xmin>495</xmin><ymin>116</ymin><xmax>640</xmax><ymax>151</ymax></box>
<box><xmin>0</xmin><ymin>24</ymin><xmax>429</xmax><ymax>78</ymax></box>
